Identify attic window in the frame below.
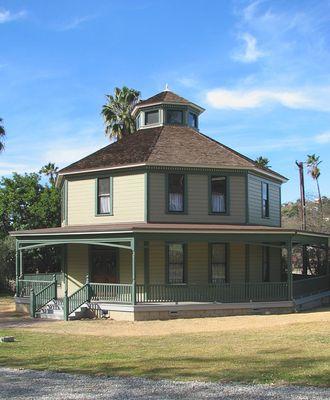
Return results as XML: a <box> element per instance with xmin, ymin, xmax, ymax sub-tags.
<box><xmin>188</xmin><ymin>112</ymin><xmax>198</xmax><ymax>128</ymax></box>
<box><xmin>145</xmin><ymin>110</ymin><xmax>159</xmax><ymax>125</ymax></box>
<box><xmin>166</xmin><ymin>110</ymin><xmax>183</xmax><ymax>125</ymax></box>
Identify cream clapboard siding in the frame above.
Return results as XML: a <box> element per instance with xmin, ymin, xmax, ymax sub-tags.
<box><xmin>118</xmin><ymin>243</ymin><xmax>144</xmax><ymax>284</ymax></box>
<box><xmin>149</xmin><ymin>240</ymin><xmax>166</xmax><ymax>284</ymax></box>
<box><xmin>249</xmin><ymin>245</ymin><xmax>282</xmax><ymax>282</ymax></box>
<box><xmin>67</xmin><ymin>244</ymin><xmax>89</xmax><ymax>294</ymax></box>
<box><xmin>188</xmin><ymin>243</ymin><xmax>209</xmax><ymax>284</ymax></box>
<box><xmin>229</xmin><ymin>243</ymin><xmax>246</xmax><ymax>283</ymax></box>
<box><xmin>67</xmin><ymin>173</ymin><xmax>145</xmax><ymax>225</ymax></box>
<box><xmin>248</xmin><ymin>173</ymin><xmax>281</xmax><ymax>227</ymax></box>
<box><xmin>148</xmin><ymin>173</ymin><xmax>246</xmax><ymax>223</ymax></box>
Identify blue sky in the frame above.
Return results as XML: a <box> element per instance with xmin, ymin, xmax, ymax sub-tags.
<box><xmin>0</xmin><ymin>0</ymin><xmax>330</xmax><ymax>202</ymax></box>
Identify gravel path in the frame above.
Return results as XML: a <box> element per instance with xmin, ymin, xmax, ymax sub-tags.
<box><xmin>0</xmin><ymin>368</ymin><xmax>329</xmax><ymax>400</ymax></box>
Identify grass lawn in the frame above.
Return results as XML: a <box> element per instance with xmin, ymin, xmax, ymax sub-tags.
<box><xmin>0</xmin><ymin>309</ymin><xmax>330</xmax><ymax>387</ymax></box>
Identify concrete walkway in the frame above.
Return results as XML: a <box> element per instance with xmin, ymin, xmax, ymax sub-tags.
<box><xmin>0</xmin><ymin>368</ymin><xmax>329</xmax><ymax>400</ymax></box>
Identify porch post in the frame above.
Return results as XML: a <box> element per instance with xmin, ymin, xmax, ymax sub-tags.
<box><xmin>144</xmin><ymin>241</ymin><xmax>150</xmax><ymax>302</ymax></box>
<box><xmin>131</xmin><ymin>238</ymin><xmax>136</xmax><ymax>305</ymax></box>
<box><xmin>15</xmin><ymin>241</ymin><xmax>20</xmax><ymax>296</ymax></box>
<box><xmin>19</xmin><ymin>250</ymin><xmax>23</xmax><ymax>277</ymax></box>
<box><xmin>287</xmin><ymin>239</ymin><xmax>293</xmax><ymax>300</ymax></box>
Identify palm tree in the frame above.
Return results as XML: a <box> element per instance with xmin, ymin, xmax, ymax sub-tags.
<box><xmin>102</xmin><ymin>87</ymin><xmax>140</xmax><ymax>141</ymax></box>
<box><xmin>0</xmin><ymin>118</ymin><xmax>5</xmax><ymax>153</ymax></box>
<box><xmin>306</xmin><ymin>154</ymin><xmax>323</xmax><ymax>216</ymax></box>
<box><xmin>254</xmin><ymin>156</ymin><xmax>271</xmax><ymax>169</ymax></box>
<box><xmin>39</xmin><ymin>163</ymin><xmax>59</xmax><ymax>187</ymax></box>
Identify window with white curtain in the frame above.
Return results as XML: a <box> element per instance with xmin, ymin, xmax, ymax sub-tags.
<box><xmin>167</xmin><ymin>243</ymin><xmax>185</xmax><ymax>284</ymax></box>
<box><xmin>210</xmin><ymin>243</ymin><xmax>227</xmax><ymax>283</ymax></box>
<box><xmin>211</xmin><ymin>176</ymin><xmax>227</xmax><ymax>213</ymax></box>
<box><xmin>97</xmin><ymin>177</ymin><xmax>111</xmax><ymax>215</ymax></box>
<box><xmin>168</xmin><ymin>173</ymin><xmax>185</xmax><ymax>212</ymax></box>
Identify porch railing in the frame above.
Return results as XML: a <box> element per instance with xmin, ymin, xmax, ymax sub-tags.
<box><xmin>64</xmin><ymin>284</ymin><xmax>90</xmax><ymax>320</ymax></box>
<box><xmin>30</xmin><ymin>279</ymin><xmax>57</xmax><ymax>318</ymax></box>
<box><xmin>136</xmin><ymin>282</ymin><xmax>288</xmax><ymax>303</ymax></box>
<box><xmin>90</xmin><ymin>283</ymin><xmax>133</xmax><ymax>304</ymax></box>
<box><xmin>18</xmin><ymin>279</ymin><xmax>50</xmax><ymax>297</ymax></box>
<box><xmin>293</xmin><ymin>274</ymin><xmax>330</xmax><ymax>299</ymax></box>
<box><xmin>24</xmin><ymin>272</ymin><xmax>63</xmax><ymax>284</ymax></box>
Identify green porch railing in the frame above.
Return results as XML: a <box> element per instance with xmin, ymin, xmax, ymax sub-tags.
<box><xmin>293</xmin><ymin>274</ymin><xmax>330</xmax><ymax>299</ymax></box>
<box><xmin>90</xmin><ymin>283</ymin><xmax>133</xmax><ymax>304</ymax></box>
<box><xmin>18</xmin><ymin>279</ymin><xmax>50</xmax><ymax>297</ymax></box>
<box><xmin>64</xmin><ymin>284</ymin><xmax>90</xmax><ymax>321</ymax></box>
<box><xmin>24</xmin><ymin>273</ymin><xmax>63</xmax><ymax>284</ymax></box>
<box><xmin>30</xmin><ymin>276</ymin><xmax>57</xmax><ymax>318</ymax></box>
<box><xmin>135</xmin><ymin>282</ymin><xmax>289</xmax><ymax>303</ymax></box>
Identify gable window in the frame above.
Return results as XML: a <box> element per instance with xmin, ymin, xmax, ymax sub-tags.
<box><xmin>262</xmin><ymin>246</ymin><xmax>270</xmax><ymax>282</ymax></box>
<box><xmin>262</xmin><ymin>182</ymin><xmax>269</xmax><ymax>218</ymax></box>
<box><xmin>168</xmin><ymin>173</ymin><xmax>185</xmax><ymax>212</ymax></box>
<box><xmin>97</xmin><ymin>177</ymin><xmax>112</xmax><ymax>215</ymax></box>
<box><xmin>166</xmin><ymin>109</ymin><xmax>183</xmax><ymax>125</ymax></box>
<box><xmin>210</xmin><ymin>176</ymin><xmax>227</xmax><ymax>213</ymax></box>
<box><xmin>188</xmin><ymin>112</ymin><xmax>198</xmax><ymax>128</ymax></box>
<box><xmin>145</xmin><ymin>110</ymin><xmax>159</xmax><ymax>125</ymax></box>
<box><xmin>61</xmin><ymin>182</ymin><xmax>66</xmax><ymax>224</ymax></box>
<box><xmin>210</xmin><ymin>243</ymin><xmax>227</xmax><ymax>283</ymax></box>
<box><xmin>167</xmin><ymin>243</ymin><xmax>185</xmax><ymax>284</ymax></box>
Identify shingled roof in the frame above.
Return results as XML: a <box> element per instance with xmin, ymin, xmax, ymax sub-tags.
<box><xmin>58</xmin><ymin>125</ymin><xmax>287</xmax><ymax>181</ymax></box>
<box><xmin>136</xmin><ymin>90</ymin><xmax>192</xmax><ymax>107</ymax></box>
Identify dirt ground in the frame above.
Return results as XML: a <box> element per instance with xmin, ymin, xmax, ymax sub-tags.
<box><xmin>1</xmin><ymin>296</ymin><xmax>330</xmax><ymax>337</ymax></box>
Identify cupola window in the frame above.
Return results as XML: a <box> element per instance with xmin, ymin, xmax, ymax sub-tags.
<box><xmin>145</xmin><ymin>110</ymin><xmax>159</xmax><ymax>125</ymax></box>
<box><xmin>166</xmin><ymin>110</ymin><xmax>183</xmax><ymax>125</ymax></box>
<box><xmin>188</xmin><ymin>112</ymin><xmax>198</xmax><ymax>129</ymax></box>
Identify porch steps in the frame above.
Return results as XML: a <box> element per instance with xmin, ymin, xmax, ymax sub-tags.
<box><xmin>36</xmin><ymin>299</ymin><xmax>64</xmax><ymax>320</ymax></box>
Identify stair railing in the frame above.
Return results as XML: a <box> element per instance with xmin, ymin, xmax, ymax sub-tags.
<box><xmin>30</xmin><ymin>274</ymin><xmax>57</xmax><ymax>318</ymax></box>
<box><xmin>64</xmin><ymin>275</ymin><xmax>91</xmax><ymax>321</ymax></box>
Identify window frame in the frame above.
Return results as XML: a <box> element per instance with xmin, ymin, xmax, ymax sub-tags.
<box><xmin>262</xmin><ymin>245</ymin><xmax>270</xmax><ymax>282</ymax></box>
<box><xmin>165</xmin><ymin>242</ymin><xmax>187</xmax><ymax>285</ymax></box>
<box><xmin>261</xmin><ymin>182</ymin><xmax>270</xmax><ymax>218</ymax></box>
<box><xmin>208</xmin><ymin>175</ymin><xmax>229</xmax><ymax>215</ymax></box>
<box><xmin>166</xmin><ymin>109</ymin><xmax>184</xmax><ymax>125</ymax></box>
<box><xmin>188</xmin><ymin>111</ymin><xmax>198</xmax><ymax>129</ymax></box>
<box><xmin>209</xmin><ymin>243</ymin><xmax>228</xmax><ymax>284</ymax></box>
<box><xmin>166</xmin><ymin>173</ymin><xmax>187</xmax><ymax>214</ymax></box>
<box><xmin>144</xmin><ymin>109</ymin><xmax>160</xmax><ymax>126</ymax></box>
<box><xmin>95</xmin><ymin>176</ymin><xmax>113</xmax><ymax>216</ymax></box>
<box><xmin>61</xmin><ymin>180</ymin><xmax>68</xmax><ymax>225</ymax></box>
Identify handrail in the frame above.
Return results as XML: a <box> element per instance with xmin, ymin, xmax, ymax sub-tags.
<box><xmin>19</xmin><ymin>279</ymin><xmax>50</xmax><ymax>297</ymax></box>
<box><xmin>30</xmin><ymin>275</ymin><xmax>57</xmax><ymax>318</ymax></box>
<box><xmin>64</xmin><ymin>283</ymin><xmax>90</xmax><ymax>320</ymax></box>
<box><xmin>24</xmin><ymin>273</ymin><xmax>63</xmax><ymax>284</ymax></box>
<box><xmin>90</xmin><ymin>282</ymin><xmax>133</xmax><ymax>304</ymax></box>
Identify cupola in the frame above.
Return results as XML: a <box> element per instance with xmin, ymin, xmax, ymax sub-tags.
<box><xmin>132</xmin><ymin>87</ymin><xmax>205</xmax><ymax>131</ymax></box>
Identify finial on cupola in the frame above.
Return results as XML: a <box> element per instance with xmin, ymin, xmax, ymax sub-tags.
<box><xmin>164</xmin><ymin>83</ymin><xmax>169</xmax><ymax>91</ymax></box>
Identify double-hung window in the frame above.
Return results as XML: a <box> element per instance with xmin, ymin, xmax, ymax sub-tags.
<box><xmin>168</xmin><ymin>173</ymin><xmax>185</xmax><ymax>212</ymax></box>
<box><xmin>262</xmin><ymin>182</ymin><xmax>269</xmax><ymax>218</ymax></box>
<box><xmin>167</xmin><ymin>243</ymin><xmax>185</xmax><ymax>284</ymax></box>
<box><xmin>210</xmin><ymin>243</ymin><xmax>227</xmax><ymax>283</ymax></box>
<box><xmin>262</xmin><ymin>246</ymin><xmax>270</xmax><ymax>282</ymax></box>
<box><xmin>97</xmin><ymin>177</ymin><xmax>112</xmax><ymax>215</ymax></box>
<box><xmin>145</xmin><ymin>110</ymin><xmax>159</xmax><ymax>125</ymax></box>
<box><xmin>166</xmin><ymin>109</ymin><xmax>183</xmax><ymax>125</ymax></box>
<box><xmin>210</xmin><ymin>176</ymin><xmax>227</xmax><ymax>213</ymax></box>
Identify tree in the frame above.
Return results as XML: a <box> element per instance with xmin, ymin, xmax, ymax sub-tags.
<box><xmin>102</xmin><ymin>86</ymin><xmax>140</xmax><ymax>141</ymax></box>
<box><xmin>39</xmin><ymin>162</ymin><xmax>59</xmax><ymax>187</ymax></box>
<box><xmin>254</xmin><ymin>156</ymin><xmax>271</xmax><ymax>168</ymax></box>
<box><xmin>306</xmin><ymin>154</ymin><xmax>323</xmax><ymax>216</ymax></box>
<box><xmin>0</xmin><ymin>117</ymin><xmax>5</xmax><ymax>152</ymax></box>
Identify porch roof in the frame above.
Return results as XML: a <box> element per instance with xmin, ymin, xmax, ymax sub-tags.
<box><xmin>10</xmin><ymin>222</ymin><xmax>329</xmax><ymax>240</ymax></box>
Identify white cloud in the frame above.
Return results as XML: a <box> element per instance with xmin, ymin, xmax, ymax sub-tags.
<box><xmin>206</xmin><ymin>86</ymin><xmax>330</xmax><ymax>111</ymax></box>
<box><xmin>315</xmin><ymin>132</ymin><xmax>330</xmax><ymax>144</ymax></box>
<box><xmin>233</xmin><ymin>33</ymin><xmax>265</xmax><ymax>63</ymax></box>
<box><xmin>0</xmin><ymin>9</ymin><xmax>26</xmax><ymax>24</ymax></box>
<box><xmin>58</xmin><ymin>15</ymin><xmax>94</xmax><ymax>31</ymax></box>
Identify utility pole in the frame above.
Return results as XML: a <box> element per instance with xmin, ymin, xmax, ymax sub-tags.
<box><xmin>295</xmin><ymin>161</ymin><xmax>307</xmax><ymax>230</ymax></box>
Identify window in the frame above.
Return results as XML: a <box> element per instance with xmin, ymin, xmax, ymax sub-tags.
<box><xmin>166</xmin><ymin>109</ymin><xmax>183</xmax><ymax>125</ymax></box>
<box><xmin>167</xmin><ymin>243</ymin><xmax>185</xmax><ymax>284</ymax></box>
<box><xmin>97</xmin><ymin>177</ymin><xmax>112</xmax><ymax>215</ymax></box>
<box><xmin>210</xmin><ymin>176</ymin><xmax>227</xmax><ymax>213</ymax></box>
<box><xmin>61</xmin><ymin>183</ymin><xmax>66</xmax><ymax>223</ymax></box>
<box><xmin>168</xmin><ymin>173</ymin><xmax>185</xmax><ymax>212</ymax></box>
<box><xmin>262</xmin><ymin>246</ymin><xmax>270</xmax><ymax>282</ymax></box>
<box><xmin>188</xmin><ymin>112</ymin><xmax>198</xmax><ymax>128</ymax></box>
<box><xmin>262</xmin><ymin>182</ymin><xmax>269</xmax><ymax>218</ymax></box>
<box><xmin>210</xmin><ymin>243</ymin><xmax>227</xmax><ymax>283</ymax></box>
<box><xmin>145</xmin><ymin>110</ymin><xmax>159</xmax><ymax>125</ymax></box>
<box><xmin>136</xmin><ymin>114</ymin><xmax>141</xmax><ymax>129</ymax></box>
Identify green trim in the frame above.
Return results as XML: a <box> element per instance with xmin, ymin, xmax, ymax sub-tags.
<box><xmin>287</xmin><ymin>239</ymin><xmax>293</xmax><ymax>300</ymax></box>
<box><xmin>131</xmin><ymin>238</ymin><xmax>136</xmax><ymax>304</ymax></box>
<box><xmin>95</xmin><ymin>176</ymin><xmax>113</xmax><ymax>216</ymax></box>
<box><xmin>144</xmin><ymin>172</ymin><xmax>149</xmax><ymax>222</ymax></box>
<box><xmin>165</xmin><ymin>172</ymin><xmax>188</xmax><ymax>214</ymax></box>
<box><xmin>208</xmin><ymin>175</ymin><xmax>230</xmax><ymax>216</ymax></box>
<box><xmin>61</xmin><ymin>180</ymin><xmax>68</xmax><ymax>226</ymax></box>
<box><xmin>165</xmin><ymin>241</ymin><xmax>187</xmax><ymax>284</ymax></box>
<box><xmin>279</xmin><ymin>184</ymin><xmax>282</xmax><ymax>227</ymax></box>
<box><xmin>245</xmin><ymin>172</ymin><xmax>249</xmax><ymax>224</ymax></box>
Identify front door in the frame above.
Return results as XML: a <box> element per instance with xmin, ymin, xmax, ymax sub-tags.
<box><xmin>90</xmin><ymin>246</ymin><xmax>118</xmax><ymax>283</ymax></box>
